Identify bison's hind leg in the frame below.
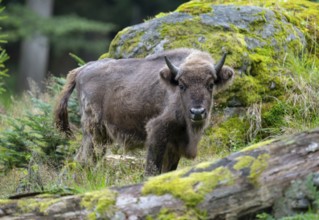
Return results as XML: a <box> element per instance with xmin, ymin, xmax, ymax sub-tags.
<box><xmin>74</xmin><ymin>129</ymin><xmax>96</xmax><ymax>165</ymax></box>
<box><xmin>92</xmin><ymin>123</ymin><xmax>113</xmax><ymax>160</ymax></box>
<box><xmin>75</xmin><ymin>111</ymin><xmax>113</xmax><ymax>165</ymax></box>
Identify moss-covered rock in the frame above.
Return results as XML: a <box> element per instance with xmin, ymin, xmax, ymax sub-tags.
<box><xmin>0</xmin><ymin>189</ymin><xmax>117</xmax><ymax>219</ymax></box>
<box><xmin>108</xmin><ymin>1</ymin><xmax>311</xmax><ymax>105</ymax></box>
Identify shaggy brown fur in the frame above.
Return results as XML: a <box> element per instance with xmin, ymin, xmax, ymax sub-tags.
<box><xmin>54</xmin><ymin>48</ymin><xmax>235</xmax><ymax>176</ymax></box>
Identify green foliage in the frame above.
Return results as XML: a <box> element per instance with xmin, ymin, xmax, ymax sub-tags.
<box><xmin>0</xmin><ymin>50</ymin><xmax>9</xmax><ymax>95</ymax></box>
<box><xmin>69</xmin><ymin>53</ymin><xmax>86</xmax><ymax>66</ymax></box>
<box><xmin>0</xmin><ymin>77</ymin><xmax>81</xmax><ymax>173</ymax></box>
<box><xmin>0</xmin><ymin>96</ymin><xmax>70</xmax><ymax>172</ymax></box>
<box><xmin>199</xmin><ymin>116</ymin><xmax>249</xmax><ymax>157</ymax></box>
<box><xmin>256</xmin><ymin>213</ymin><xmax>275</xmax><ymax>220</ymax></box>
<box><xmin>262</xmin><ymin>101</ymin><xmax>289</xmax><ymax>134</ymax></box>
<box><xmin>0</xmin><ymin>2</ymin><xmax>9</xmax><ymax>95</ymax></box>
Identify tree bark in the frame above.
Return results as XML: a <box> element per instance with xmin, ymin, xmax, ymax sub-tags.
<box><xmin>17</xmin><ymin>0</ymin><xmax>54</xmax><ymax>92</ymax></box>
<box><xmin>1</xmin><ymin>129</ymin><xmax>319</xmax><ymax>219</ymax></box>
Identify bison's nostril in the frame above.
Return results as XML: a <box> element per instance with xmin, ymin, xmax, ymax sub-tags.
<box><xmin>190</xmin><ymin>107</ymin><xmax>206</xmax><ymax>116</ymax></box>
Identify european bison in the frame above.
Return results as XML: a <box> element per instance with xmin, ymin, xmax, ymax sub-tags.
<box><xmin>54</xmin><ymin>48</ymin><xmax>235</xmax><ymax>176</ymax></box>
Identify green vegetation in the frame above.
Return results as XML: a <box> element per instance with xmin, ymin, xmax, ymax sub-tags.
<box><xmin>0</xmin><ymin>2</ymin><xmax>9</xmax><ymax>95</ymax></box>
<box><xmin>0</xmin><ymin>78</ymin><xmax>77</xmax><ymax>173</ymax></box>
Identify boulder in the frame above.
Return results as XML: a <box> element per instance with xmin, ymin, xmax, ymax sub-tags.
<box><xmin>108</xmin><ymin>1</ymin><xmax>312</xmax><ymax>106</ymax></box>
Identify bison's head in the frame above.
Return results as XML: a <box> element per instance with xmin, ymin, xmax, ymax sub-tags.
<box><xmin>160</xmin><ymin>52</ymin><xmax>234</xmax><ymax>128</ymax></box>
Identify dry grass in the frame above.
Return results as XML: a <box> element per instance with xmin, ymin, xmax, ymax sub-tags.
<box><xmin>0</xmin><ymin>169</ymin><xmax>25</xmax><ymax>199</ymax></box>
<box><xmin>246</xmin><ymin>103</ymin><xmax>262</xmax><ymax>142</ymax></box>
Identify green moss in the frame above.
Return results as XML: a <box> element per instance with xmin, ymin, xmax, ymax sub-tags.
<box><xmin>234</xmin><ymin>155</ymin><xmax>255</xmax><ymax>169</ymax></box>
<box><xmin>233</xmin><ymin>153</ymin><xmax>270</xmax><ymax>185</ymax></box>
<box><xmin>261</xmin><ymin>102</ymin><xmax>290</xmax><ymax>137</ymax></box>
<box><xmin>200</xmin><ymin>116</ymin><xmax>249</xmax><ymax>155</ymax></box>
<box><xmin>195</xmin><ymin>161</ymin><xmax>215</xmax><ymax>169</ymax></box>
<box><xmin>142</xmin><ymin>166</ymin><xmax>234</xmax><ymax>206</ymax></box>
<box><xmin>109</xmin><ymin>28</ymin><xmax>145</xmax><ymax>58</ymax></box>
<box><xmin>155</xmin><ymin>12</ymin><xmax>169</xmax><ymax>19</ymax></box>
<box><xmin>160</xmin><ymin>19</ymin><xmax>247</xmax><ymax>68</ymax></box>
<box><xmin>176</xmin><ymin>2</ymin><xmax>213</xmax><ymax>15</ymax></box>
<box><xmin>204</xmin><ymin>0</ymin><xmax>319</xmax><ymax>55</ymax></box>
<box><xmin>81</xmin><ymin>188</ymin><xmax>117</xmax><ymax>219</ymax></box>
<box><xmin>151</xmin><ymin>208</ymin><xmax>205</xmax><ymax>220</ymax></box>
<box><xmin>241</xmin><ymin>139</ymin><xmax>274</xmax><ymax>152</ymax></box>
<box><xmin>98</xmin><ymin>52</ymin><xmax>110</xmax><ymax>59</ymax></box>
<box><xmin>263</xmin><ymin>102</ymin><xmax>287</xmax><ymax>126</ymax></box>
<box><xmin>17</xmin><ymin>199</ymin><xmax>38</xmax><ymax>213</ymax></box>
<box><xmin>16</xmin><ymin>198</ymin><xmax>59</xmax><ymax>214</ymax></box>
<box><xmin>0</xmin><ymin>196</ymin><xmax>69</xmax><ymax>216</ymax></box>
<box><xmin>0</xmin><ymin>199</ymin><xmax>12</xmax><ymax>205</ymax></box>
<box><xmin>230</xmin><ymin>75</ymin><xmax>264</xmax><ymax>106</ymax></box>
<box><xmin>153</xmin><ymin>209</ymin><xmax>183</xmax><ymax>220</ymax></box>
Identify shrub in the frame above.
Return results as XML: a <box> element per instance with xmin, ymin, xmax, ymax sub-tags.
<box><xmin>0</xmin><ymin>77</ymin><xmax>79</xmax><ymax>173</ymax></box>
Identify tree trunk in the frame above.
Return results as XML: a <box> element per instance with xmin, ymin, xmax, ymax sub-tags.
<box><xmin>17</xmin><ymin>0</ymin><xmax>54</xmax><ymax>92</ymax></box>
<box><xmin>1</xmin><ymin>129</ymin><xmax>319</xmax><ymax>219</ymax></box>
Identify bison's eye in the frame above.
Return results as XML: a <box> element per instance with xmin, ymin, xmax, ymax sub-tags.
<box><xmin>207</xmin><ymin>83</ymin><xmax>214</xmax><ymax>91</ymax></box>
<box><xmin>179</xmin><ymin>84</ymin><xmax>186</xmax><ymax>91</ymax></box>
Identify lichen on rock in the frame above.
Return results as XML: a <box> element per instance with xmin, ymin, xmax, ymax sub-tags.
<box><xmin>81</xmin><ymin>188</ymin><xmax>117</xmax><ymax>219</ymax></box>
<box><xmin>233</xmin><ymin>153</ymin><xmax>270</xmax><ymax>185</ymax></box>
<box><xmin>142</xmin><ymin>163</ymin><xmax>235</xmax><ymax>207</ymax></box>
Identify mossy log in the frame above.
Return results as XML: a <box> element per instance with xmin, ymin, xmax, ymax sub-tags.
<box><xmin>2</xmin><ymin>129</ymin><xmax>319</xmax><ymax>219</ymax></box>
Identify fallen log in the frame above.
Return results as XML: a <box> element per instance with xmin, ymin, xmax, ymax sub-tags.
<box><xmin>1</xmin><ymin>129</ymin><xmax>319</xmax><ymax>219</ymax></box>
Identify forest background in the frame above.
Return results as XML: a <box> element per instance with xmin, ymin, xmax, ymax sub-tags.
<box><xmin>1</xmin><ymin>0</ymin><xmax>186</xmax><ymax>94</ymax></box>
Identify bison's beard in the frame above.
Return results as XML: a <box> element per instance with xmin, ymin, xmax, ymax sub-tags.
<box><xmin>188</xmin><ymin>118</ymin><xmax>207</xmax><ymax>133</ymax></box>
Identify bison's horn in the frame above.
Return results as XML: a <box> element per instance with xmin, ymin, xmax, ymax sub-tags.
<box><xmin>215</xmin><ymin>53</ymin><xmax>227</xmax><ymax>74</ymax></box>
<box><xmin>164</xmin><ymin>56</ymin><xmax>180</xmax><ymax>80</ymax></box>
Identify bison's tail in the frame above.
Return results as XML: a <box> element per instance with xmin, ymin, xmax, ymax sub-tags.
<box><xmin>54</xmin><ymin>68</ymin><xmax>80</xmax><ymax>137</ymax></box>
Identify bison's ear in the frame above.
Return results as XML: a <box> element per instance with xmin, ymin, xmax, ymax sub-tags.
<box><xmin>214</xmin><ymin>66</ymin><xmax>235</xmax><ymax>94</ymax></box>
<box><xmin>160</xmin><ymin>67</ymin><xmax>179</xmax><ymax>86</ymax></box>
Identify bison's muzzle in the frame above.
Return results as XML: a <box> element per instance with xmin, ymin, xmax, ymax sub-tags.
<box><xmin>190</xmin><ymin>107</ymin><xmax>206</xmax><ymax>122</ymax></box>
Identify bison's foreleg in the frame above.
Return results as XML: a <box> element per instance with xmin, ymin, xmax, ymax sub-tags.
<box><xmin>162</xmin><ymin>144</ymin><xmax>181</xmax><ymax>173</ymax></box>
<box><xmin>145</xmin><ymin>118</ymin><xmax>172</xmax><ymax>176</ymax></box>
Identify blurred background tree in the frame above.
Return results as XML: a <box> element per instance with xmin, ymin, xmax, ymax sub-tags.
<box><xmin>1</xmin><ymin>0</ymin><xmax>186</xmax><ymax>93</ymax></box>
